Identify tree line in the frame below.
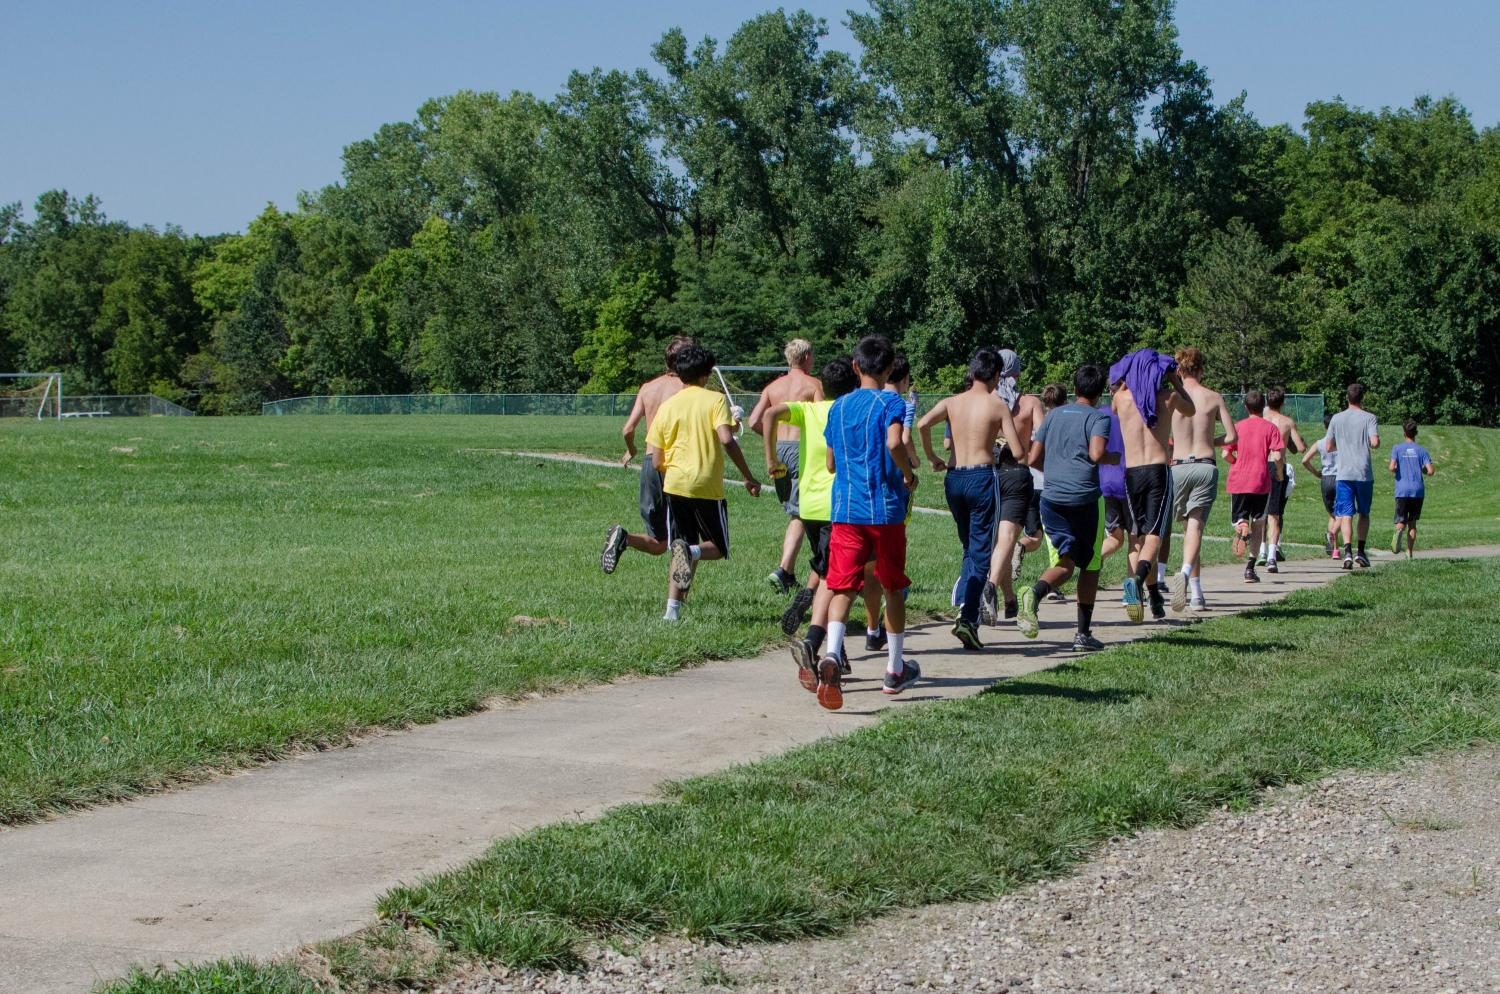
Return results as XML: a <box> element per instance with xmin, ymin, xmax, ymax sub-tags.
<box><xmin>2</xmin><ymin>1</ymin><xmax>1497</xmax><ymax>421</ymax></box>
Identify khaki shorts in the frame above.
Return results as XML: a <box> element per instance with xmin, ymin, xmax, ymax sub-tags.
<box><xmin>1170</xmin><ymin>461</ymin><xmax>1219</xmax><ymax>520</ymax></box>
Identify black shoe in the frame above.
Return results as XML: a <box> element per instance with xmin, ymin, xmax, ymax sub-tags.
<box><xmin>790</xmin><ymin>639</ymin><xmax>818</xmax><ymax>693</ymax></box>
<box><xmin>1266</xmin><ymin>559</ymin><xmax>1279</xmax><ymax>574</ymax></box>
<box><xmin>1324</xmin><ymin>534</ymin><xmax>1335</xmax><ymax>556</ymax></box>
<box><xmin>1244</xmin><ymin>566</ymin><xmax>1260</xmax><ymax>583</ymax></box>
<box><xmin>779</xmin><ymin>587</ymin><xmax>815</xmax><ymax>636</ymax></box>
<box><xmin>1355</xmin><ymin>551</ymin><xmax>1371</xmax><ymax>568</ymax></box>
<box><xmin>767</xmin><ymin>567</ymin><xmax>796</xmax><ymax>596</ymax></box>
<box><xmin>601</xmin><ymin>525</ymin><xmax>628</xmax><ymax>574</ymax></box>
<box><xmin>952</xmin><ymin>619</ymin><xmax>983</xmax><ymax>650</ymax></box>
<box><xmin>866</xmin><ymin>626</ymin><xmax>888</xmax><ymax>652</ymax></box>
<box><xmin>1342</xmin><ymin>555</ymin><xmax>1354</xmax><ymax>571</ymax></box>
<box><xmin>1275</xmin><ymin>548</ymin><xmax>1287</xmax><ymax>563</ymax></box>
<box><xmin>1071</xmin><ymin>632</ymin><xmax>1106</xmax><ymax>652</ymax></box>
<box><xmin>837</xmin><ymin>644</ymin><xmax>851</xmax><ymax>676</ymax></box>
<box><xmin>1003</xmin><ymin>600</ymin><xmax>1018</xmax><ymax>621</ymax></box>
<box><xmin>978</xmin><ymin>583</ymin><xmax>997</xmax><ymax>626</ymax></box>
<box><xmin>1148</xmin><ymin>587</ymin><xmax>1166</xmax><ymax>621</ymax></box>
<box><xmin>881</xmin><ymin>660</ymin><xmax>921</xmax><ymax>695</ymax></box>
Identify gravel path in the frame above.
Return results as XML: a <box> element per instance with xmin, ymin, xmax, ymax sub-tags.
<box><xmin>440</xmin><ymin>748</ymin><xmax>1500</xmax><ymax>994</ymax></box>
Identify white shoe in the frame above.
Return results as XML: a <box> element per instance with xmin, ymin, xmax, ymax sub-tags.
<box><xmin>1168</xmin><ymin>572</ymin><xmax>1188</xmax><ymax>613</ymax></box>
<box><xmin>1011</xmin><ymin>544</ymin><xmax>1025</xmax><ymax>581</ymax></box>
<box><xmin>1190</xmin><ymin>597</ymin><xmax>1208</xmax><ymax>612</ymax></box>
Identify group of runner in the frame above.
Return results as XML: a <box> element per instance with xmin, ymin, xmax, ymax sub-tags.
<box><xmin>600</xmin><ymin>335</ymin><xmax>1434</xmax><ymax>711</ymax></box>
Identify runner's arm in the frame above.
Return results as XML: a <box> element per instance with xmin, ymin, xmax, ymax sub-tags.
<box><xmin>1217</xmin><ymin>396</ymin><xmax>1237</xmax><ymax>445</ymax></box>
<box><xmin>621</xmin><ymin>393</ymin><xmax>647</xmax><ymax>465</ymax></box>
<box><xmin>1301</xmin><ymin>446</ymin><xmax>1319</xmax><ymax>472</ymax></box>
<box><xmin>718</xmin><ymin>426</ymin><xmax>762</xmax><ymax>497</ymax></box>
<box><xmin>1090</xmin><ymin>435</ymin><xmax>1118</xmax><ymax>465</ymax></box>
<box><xmin>762</xmin><ymin>402</ymin><xmax>791</xmax><ymax>475</ymax></box>
<box><xmin>647</xmin><ymin>443</ymin><xmax>665</xmax><ymax>473</ymax></box>
<box><xmin>916</xmin><ymin>400</ymin><xmax>949</xmax><ymax>472</ymax></box>
<box><xmin>888</xmin><ymin>420</ymin><xmax>917</xmax><ymax>490</ymax></box>
<box><xmin>746</xmin><ymin>388</ymin><xmax>772</xmax><ymax>437</ymax></box>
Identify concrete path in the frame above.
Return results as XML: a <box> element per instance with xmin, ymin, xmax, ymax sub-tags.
<box><xmin>2</xmin><ymin>546</ymin><xmax>1494</xmax><ymax>994</ymax></box>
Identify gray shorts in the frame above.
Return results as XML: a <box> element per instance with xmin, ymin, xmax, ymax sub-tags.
<box><xmin>1170</xmin><ymin>460</ymin><xmax>1219</xmax><ymax>520</ymax></box>
<box><xmin>640</xmin><ymin>461</ymin><xmax>668</xmax><ymax>541</ymax></box>
<box><xmin>776</xmin><ymin>440</ymin><xmax>800</xmax><ymax>516</ymax></box>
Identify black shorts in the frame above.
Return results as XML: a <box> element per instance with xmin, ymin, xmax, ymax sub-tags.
<box><xmin>1266</xmin><ymin>469</ymin><xmax>1292</xmax><ymax>517</ymax></box>
<box><xmin>1230</xmin><ymin>492</ymin><xmax>1270</xmax><ymax>524</ymax></box>
<box><xmin>639</xmin><ymin>462</ymin><xmax>668</xmax><ymax>542</ymax></box>
<box><xmin>802</xmin><ymin>518</ymin><xmax>832</xmax><ymax>577</ymax></box>
<box><xmin>1103</xmin><ymin>494</ymin><xmax>1128</xmax><ymax>534</ymax></box>
<box><xmin>1025</xmin><ymin>488</ymin><xmax>1042</xmax><ymax>538</ymax></box>
<box><xmin>665</xmin><ymin>494</ymin><xmax>730</xmax><ymax>557</ymax></box>
<box><xmin>994</xmin><ymin>463</ymin><xmax>1034</xmax><ymax>526</ymax></box>
<box><xmin>1125</xmin><ymin>464</ymin><xmax>1170</xmax><ymax>537</ymax></box>
<box><xmin>1320</xmin><ymin>475</ymin><xmax>1338</xmax><ymax>516</ymax></box>
<box><xmin>1394</xmin><ymin>496</ymin><xmax>1425</xmax><ymax>525</ymax></box>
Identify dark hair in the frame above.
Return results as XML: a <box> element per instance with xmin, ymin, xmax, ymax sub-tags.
<box><xmin>1403</xmin><ymin>419</ymin><xmax>1419</xmax><ymax>438</ymax></box>
<box><xmin>1073</xmin><ymin>364</ymin><xmax>1106</xmax><ymax>401</ymax></box>
<box><xmin>1041</xmin><ymin>383</ymin><xmax>1067</xmax><ymax>409</ymax></box>
<box><xmin>1347</xmin><ymin>382</ymin><xmax>1366</xmax><ymax>405</ymax></box>
<box><xmin>1323</xmin><ymin>412</ymin><xmax>1332</xmax><ymax>428</ymax></box>
<box><xmin>1244</xmin><ymin>389</ymin><xmax>1265</xmax><ymax>414</ymax></box>
<box><xmin>851</xmin><ymin>335</ymin><xmax>895</xmax><ymax>379</ymax></box>
<box><xmin>673</xmin><ymin>343</ymin><xmax>716</xmax><ymax>382</ymax></box>
<box><xmin>664</xmin><ymin>335</ymin><xmax>695</xmax><ymax>371</ymax></box>
<box><xmin>967</xmin><ymin>347</ymin><xmax>1002</xmax><ymax>385</ymax></box>
<box><xmin>889</xmin><ymin>355</ymin><xmax>911</xmax><ymax>385</ymax></box>
<box><xmin>820</xmin><ymin>357</ymin><xmax>859</xmax><ymax>400</ymax></box>
<box><xmin>1266</xmin><ymin>386</ymin><xmax>1286</xmax><ymax>409</ymax></box>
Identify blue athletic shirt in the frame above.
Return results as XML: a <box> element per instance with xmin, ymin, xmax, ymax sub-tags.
<box><xmin>825</xmin><ymin>387</ymin><xmax>910</xmax><ymax>525</ymax></box>
<box><xmin>1391</xmin><ymin>441</ymin><xmax>1432</xmax><ymax>498</ymax></box>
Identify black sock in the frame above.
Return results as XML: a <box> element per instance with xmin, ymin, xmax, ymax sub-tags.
<box><xmin>806</xmin><ymin>624</ymin><xmax>826</xmax><ymax>653</ymax></box>
<box><xmin>1146</xmin><ymin>582</ymin><xmax>1160</xmax><ymax>596</ymax></box>
<box><xmin>1357</xmin><ymin>541</ymin><xmax>1367</xmax><ymax>555</ymax></box>
<box><xmin>1004</xmin><ymin>600</ymin><xmax>1018</xmax><ymax>617</ymax></box>
<box><xmin>1077</xmin><ymin>602</ymin><xmax>1094</xmax><ymax>634</ymax></box>
<box><xmin>1033</xmin><ymin>580</ymin><xmax>1053</xmax><ymax>600</ymax></box>
<box><xmin>1134</xmin><ymin>560</ymin><xmax>1150</xmax><ymax>584</ymax></box>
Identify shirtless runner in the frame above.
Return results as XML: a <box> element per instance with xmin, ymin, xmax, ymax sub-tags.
<box><xmin>1261</xmin><ymin>387</ymin><xmax>1307</xmax><ymax>572</ymax></box>
<box><xmin>1166</xmin><ymin>347</ymin><xmax>1236</xmax><ymax>611</ymax></box>
<box><xmin>983</xmin><ymin>349</ymin><xmax>1046</xmax><ymax>624</ymax></box>
<box><xmin>1110</xmin><ymin>349</ymin><xmax>1194</xmax><ymax>623</ymax></box>
<box><xmin>601</xmin><ymin>335</ymin><xmax>694</xmax><ymax>572</ymax></box>
<box><xmin>919</xmin><ymin>347</ymin><xmax>1023</xmax><ymax>649</ymax></box>
<box><xmin>747</xmin><ymin>339</ymin><xmax>823</xmax><ymax>595</ymax></box>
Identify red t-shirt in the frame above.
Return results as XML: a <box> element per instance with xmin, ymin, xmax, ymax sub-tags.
<box><xmin>1225</xmin><ymin>416</ymin><xmax>1285</xmax><ymax>495</ymax></box>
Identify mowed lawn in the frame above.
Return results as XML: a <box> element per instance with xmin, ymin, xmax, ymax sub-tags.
<box><xmin>2</xmin><ymin>415</ymin><xmax>1496</xmax><ymax>824</ymax></box>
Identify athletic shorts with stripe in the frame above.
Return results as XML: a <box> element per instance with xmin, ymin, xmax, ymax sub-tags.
<box><xmin>775</xmin><ymin>439</ymin><xmax>800</xmax><ymax>516</ymax></box>
<box><xmin>1265</xmin><ymin>468</ymin><xmax>1292</xmax><ymax>517</ymax></box>
<box><xmin>665</xmin><ymin>494</ymin><xmax>730</xmax><ymax>557</ymax></box>
<box><xmin>1040</xmin><ymin>497</ymin><xmax>1104</xmax><ymax>572</ymax></box>
<box><xmin>1124</xmin><ymin>464</ymin><xmax>1171</xmax><ymax>538</ymax></box>
<box><xmin>639</xmin><ymin>461</ymin><xmax>669</xmax><ymax>541</ymax></box>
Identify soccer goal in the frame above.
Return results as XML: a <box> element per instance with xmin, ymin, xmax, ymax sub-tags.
<box><xmin>0</xmin><ymin>373</ymin><xmax>63</xmax><ymax>420</ymax></box>
<box><xmin>712</xmin><ymin>364</ymin><xmax>785</xmax><ymax>437</ymax></box>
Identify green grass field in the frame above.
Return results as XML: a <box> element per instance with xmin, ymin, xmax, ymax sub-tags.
<box><xmin>108</xmin><ymin>556</ymin><xmax>1500</xmax><ymax>993</ymax></box>
<box><xmin>2</xmin><ymin>416</ymin><xmax>1496</xmax><ymax>825</ymax></box>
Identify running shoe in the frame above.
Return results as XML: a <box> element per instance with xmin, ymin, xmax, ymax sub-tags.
<box><xmin>952</xmin><ymin>619</ymin><xmax>983</xmax><ymax>650</ymax></box>
<box><xmin>1148</xmin><ymin>586</ymin><xmax>1166</xmax><ymax>621</ymax></box>
<box><xmin>1122</xmin><ymin>576</ymin><xmax>1144</xmax><ymax>624</ymax></box>
<box><xmin>1275</xmin><ymin>548</ymin><xmax>1287</xmax><ymax>563</ymax></box>
<box><xmin>1342</xmin><ymin>553</ymin><xmax>1354</xmax><ymax>571</ymax></box>
<box><xmin>1231</xmin><ymin>521</ymin><xmax>1249</xmax><ymax>559</ymax></box>
<box><xmin>1355</xmin><ymin>551</ymin><xmax>1371</xmax><ymax>568</ymax></box>
<box><xmin>670</xmin><ymin>539</ymin><xmax>694</xmax><ymax>590</ymax></box>
<box><xmin>1071</xmin><ymin>632</ymin><xmax>1106</xmax><ymax>652</ymax></box>
<box><xmin>1047</xmin><ymin>590</ymin><xmax>1068</xmax><ymax>603</ymax></box>
<box><xmin>882</xmin><ymin>660</ymin><xmax>921</xmax><ymax>695</ymax></box>
<box><xmin>979</xmin><ymin>582</ymin><xmax>998</xmax><ymax>626</ymax></box>
<box><xmin>790</xmin><ymin>639</ymin><xmax>818</xmax><ymax>693</ymax></box>
<box><xmin>1266</xmin><ymin>559</ymin><xmax>1279</xmax><ymax>574</ymax></box>
<box><xmin>837</xmin><ymin>644</ymin><xmax>851</xmax><ymax>676</ymax></box>
<box><xmin>1324</xmin><ymin>534</ymin><xmax>1335</xmax><ymax>556</ymax></box>
<box><xmin>865</xmin><ymin>626</ymin><xmax>888</xmax><ymax>652</ymax></box>
<box><xmin>767</xmin><ymin>567</ymin><xmax>796</xmax><ymax>596</ymax></box>
<box><xmin>1330</xmin><ymin>541</ymin><xmax>1342</xmax><ymax>561</ymax></box>
<box><xmin>780</xmin><ymin>587</ymin><xmax>815</xmax><ymax>636</ymax></box>
<box><xmin>1393</xmin><ymin>529</ymin><xmax>1405</xmax><ymax>555</ymax></box>
<box><xmin>816</xmin><ymin>656</ymin><xmax>843</xmax><ymax>710</ymax></box>
<box><xmin>601</xmin><ymin>525</ymin><xmax>628</xmax><ymax>574</ymax></box>
<box><xmin>1011</xmin><ymin>544</ymin><xmax>1025</xmax><ymax>582</ymax></box>
<box><xmin>1190</xmin><ymin>597</ymin><xmax>1209</xmax><ymax>612</ymax></box>
<box><xmin>1003</xmin><ymin>600</ymin><xmax>1019</xmax><ymax>621</ymax></box>
<box><xmin>1167</xmin><ymin>571</ymin><xmax>1188</xmax><ymax>613</ymax></box>
<box><xmin>1244</xmin><ymin>564</ymin><xmax>1260</xmax><ymax>583</ymax></box>
<box><xmin>1016</xmin><ymin>588</ymin><xmax>1040</xmax><ymax>639</ymax></box>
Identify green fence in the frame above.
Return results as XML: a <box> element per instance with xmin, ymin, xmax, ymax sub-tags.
<box><xmin>1222</xmin><ymin>393</ymin><xmax>1324</xmax><ymax>424</ymax></box>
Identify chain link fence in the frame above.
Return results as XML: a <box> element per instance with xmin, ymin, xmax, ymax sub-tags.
<box><xmin>0</xmin><ymin>394</ymin><xmax>195</xmax><ymax>418</ymax></box>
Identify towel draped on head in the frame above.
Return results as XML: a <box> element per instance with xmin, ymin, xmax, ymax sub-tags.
<box><xmin>995</xmin><ymin>348</ymin><xmax>1022</xmax><ymax>410</ymax></box>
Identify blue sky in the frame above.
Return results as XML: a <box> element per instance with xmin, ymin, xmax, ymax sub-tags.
<box><xmin>3</xmin><ymin>0</ymin><xmax>1495</xmax><ymax>235</ymax></box>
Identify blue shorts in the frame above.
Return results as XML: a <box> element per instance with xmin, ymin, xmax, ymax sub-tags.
<box><xmin>1039</xmin><ymin>497</ymin><xmax>1103</xmax><ymax>571</ymax></box>
<box><xmin>1334</xmin><ymin>480</ymin><xmax>1373</xmax><ymax>517</ymax></box>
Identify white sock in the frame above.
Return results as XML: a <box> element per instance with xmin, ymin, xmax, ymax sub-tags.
<box><xmin>1156</xmin><ymin>562</ymin><xmax>1167</xmax><ymax>584</ymax></box>
<box><xmin>1189</xmin><ymin>577</ymin><xmax>1204</xmax><ymax>600</ymax></box>
<box><xmin>1179</xmin><ymin>563</ymin><xmax>1192</xmax><ymax>577</ymax></box>
<box><xmin>663</xmin><ymin>598</ymin><xmax>682</xmax><ymax>621</ymax></box>
<box><xmin>689</xmin><ymin>544</ymin><xmax>702</xmax><ymax>561</ymax></box>
<box><xmin>826</xmin><ymin>622</ymin><xmax>846</xmax><ymax>660</ymax></box>
<box><xmin>1270</xmin><ymin>543</ymin><xmax>1280</xmax><ymax>559</ymax></box>
<box><xmin>1258</xmin><ymin>542</ymin><xmax>1269</xmax><ymax>558</ymax></box>
<box><xmin>887</xmin><ymin>632</ymin><xmax>906</xmax><ymax>675</ymax></box>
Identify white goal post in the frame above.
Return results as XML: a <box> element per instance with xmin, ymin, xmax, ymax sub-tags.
<box><xmin>712</xmin><ymin>364</ymin><xmax>786</xmax><ymax>438</ymax></box>
<box><xmin>0</xmin><ymin>373</ymin><xmax>63</xmax><ymax>420</ymax></box>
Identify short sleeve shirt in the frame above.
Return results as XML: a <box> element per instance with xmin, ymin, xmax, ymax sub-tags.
<box><xmin>1226</xmin><ymin>416</ymin><xmax>1285</xmax><ymax>495</ymax></box>
<box><xmin>1391</xmin><ymin>441</ymin><xmax>1432</xmax><ymax>498</ymax></box>
<box><xmin>1312</xmin><ymin>438</ymin><xmax>1338</xmax><ymax>478</ymax></box>
<box><xmin>645</xmin><ymin>385</ymin><xmax>734</xmax><ymax>500</ymax></box>
<box><xmin>1325</xmin><ymin>409</ymin><xmax>1380</xmax><ymax>483</ymax></box>
<box><xmin>1033</xmin><ymin>402</ymin><xmax>1112</xmax><ymax>506</ymax></box>
<box><xmin>784</xmin><ymin>400</ymin><xmax>835</xmax><ymax>521</ymax></box>
<box><xmin>825</xmin><ymin>388</ymin><xmax>910</xmax><ymax>525</ymax></box>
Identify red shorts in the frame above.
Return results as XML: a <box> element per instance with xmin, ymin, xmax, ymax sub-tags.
<box><xmin>825</xmin><ymin>523</ymin><xmax>910</xmax><ymax>593</ymax></box>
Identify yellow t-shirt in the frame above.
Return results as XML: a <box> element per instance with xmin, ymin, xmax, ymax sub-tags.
<box><xmin>646</xmin><ymin>385</ymin><xmax>735</xmax><ymax>500</ymax></box>
<box><xmin>784</xmin><ymin>400</ymin><xmax>834</xmax><ymax>521</ymax></box>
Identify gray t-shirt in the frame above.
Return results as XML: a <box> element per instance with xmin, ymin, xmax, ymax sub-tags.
<box><xmin>1312</xmin><ymin>438</ymin><xmax>1338</xmax><ymax>478</ymax></box>
<box><xmin>1034</xmin><ymin>402</ymin><xmax>1112</xmax><ymax>505</ymax></box>
<box><xmin>1325</xmin><ymin>409</ymin><xmax>1379</xmax><ymax>482</ymax></box>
